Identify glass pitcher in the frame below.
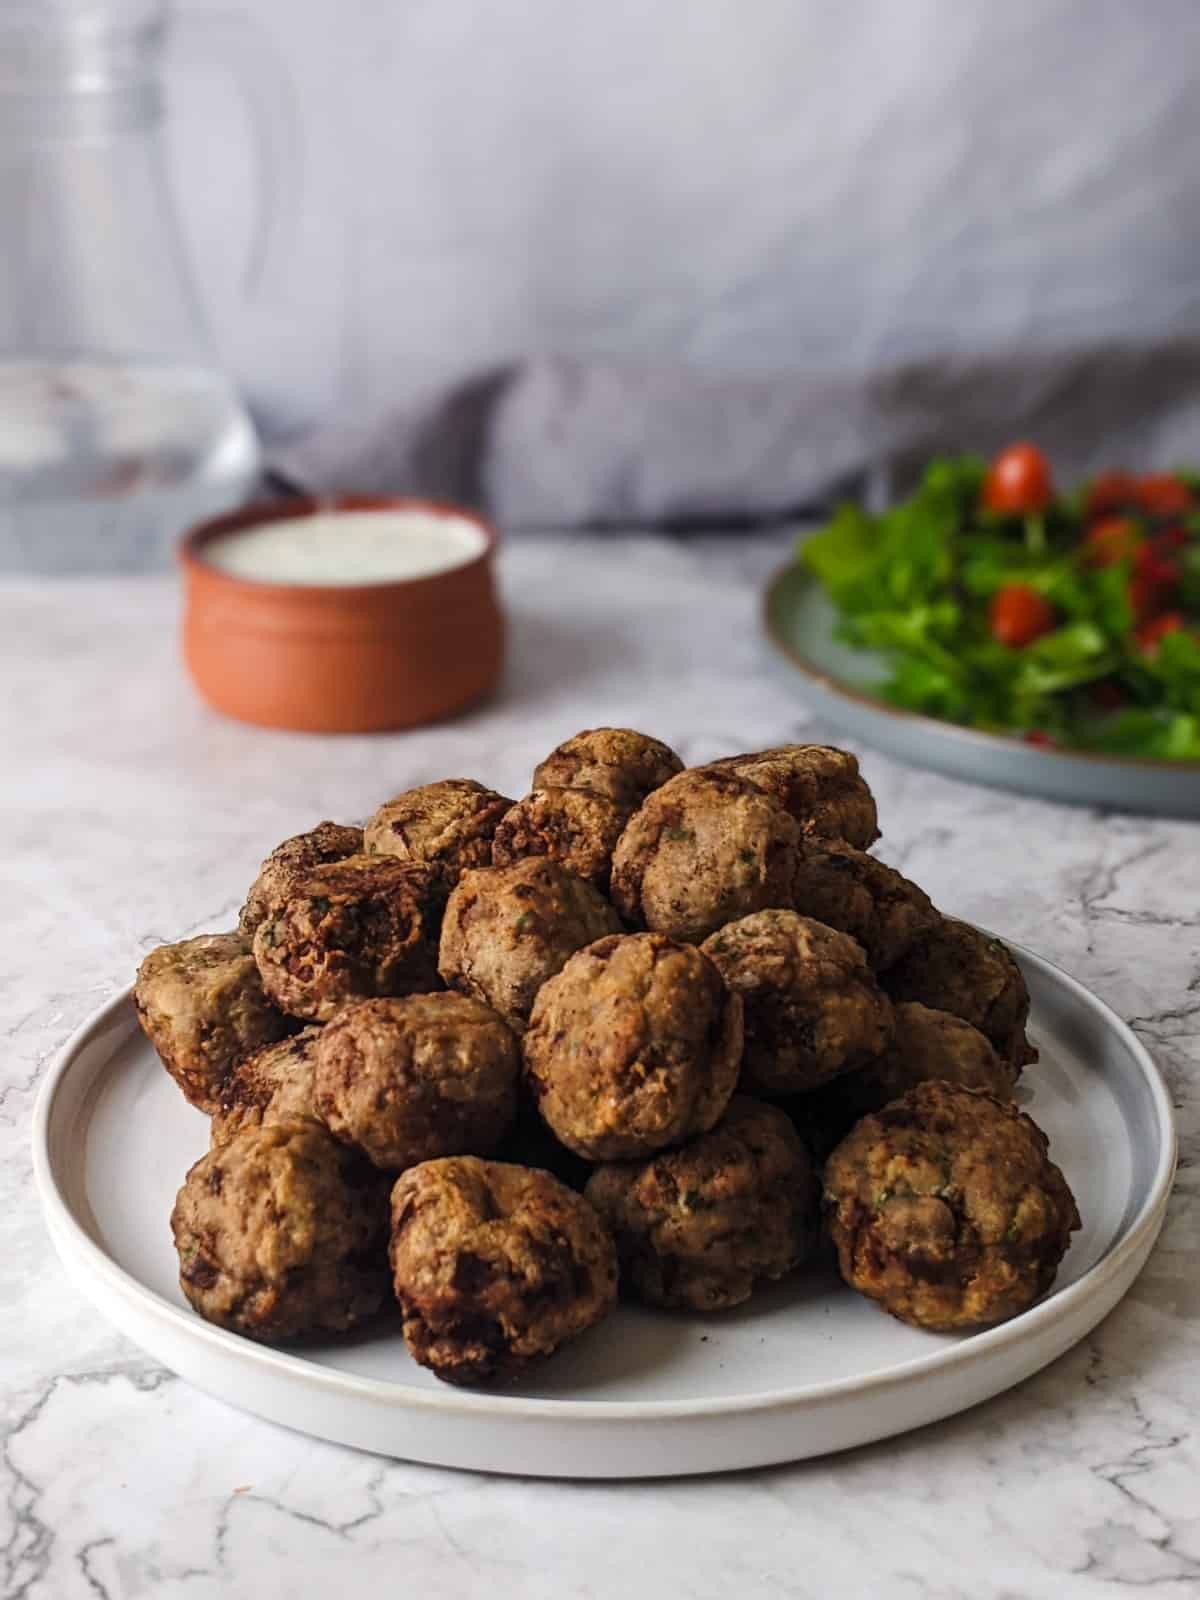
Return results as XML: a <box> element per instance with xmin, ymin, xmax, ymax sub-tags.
<box><xmin>0</xmin><ymin>0</ymin><xmax>293</xmax><ymax>573</ymax></box>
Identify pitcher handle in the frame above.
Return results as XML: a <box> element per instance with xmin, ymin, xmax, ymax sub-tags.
<box><xmin>169</xmin><ymin>10</ymin><xmax>301</xmax><ymax>300</ymax></box>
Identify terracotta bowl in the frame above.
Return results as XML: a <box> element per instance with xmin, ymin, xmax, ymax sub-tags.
<box><xmin>180</xmin><ymin>496</ymin><xmax>504</xmax><ymax>734</ymax></box>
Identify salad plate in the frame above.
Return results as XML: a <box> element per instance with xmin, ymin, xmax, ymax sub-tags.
<box><xmin>765</xmin><ymin>560</ymin><xmax>1200</xmax><ymax>815</ymax></box>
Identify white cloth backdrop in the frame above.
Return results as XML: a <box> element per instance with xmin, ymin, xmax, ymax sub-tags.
<box><xmin>167</xmin><ymin>0</ymin><xmax>1200</xmax><ymax>512</ymax></box>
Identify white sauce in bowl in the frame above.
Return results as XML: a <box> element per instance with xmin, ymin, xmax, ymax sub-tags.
<box><xmin>202</xmin><ymin>508</ymin><xmax>488</xmax><ymax>586</ymax></box>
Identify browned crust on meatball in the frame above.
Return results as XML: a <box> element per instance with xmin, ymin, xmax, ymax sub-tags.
<box><xmin>240</xmin><ymin>823</ymin><xmax>364</xmax><ymax>936</ymax></box>
<box><xmin>491</xmin><ymin>787</ymin><xmax>630</xmax><ymax>893</ymax></box>
<box><xmin>171</xmin><ymin>1120</ymin><xmax>390</xmax><ymax>1341</ymax></box>
<box><xmin>790</xmin><ymin>837</ymin><xmax>938</xmax><ymax>972</ymax></box>
<box><xmin>701</xmin><ymin>910</ymin><xmax>893</xmax><ymax>1095</ymax></box>
<box><xmin>585</xmin><ymin>1097</ymin><xmax>816</xmax><ymax>1311</ymax></box>
<box><xmin>522</xmin><ymin>931</ymin><xmax>743</xmax><ymax>1160</ymax></box>
<box><xmin>882</xmin><ymin>917</ymin><xmax>1037</xmax><ymax>1070</ymax></box>
<box><xmin>437</xmin><ymin>858</ymin><xmax>621</xmax><ymax>1036</ymax></box>
<box><xmin>211</xmin><ymin>1025</ymin><xmax>324</xmax><ymax>1147</ymax></box>
<box><xmin>134</xmin><ymin>932</ymin><xmax>291</xmax><ymax>1114</ymax></box>
<box><xmin>252</xmin><ymin>855</ymin><xmax>446</xmax><ymax>1023</ymax></box>
<box><xmin>610</xmin><ymin>768</ymin><xmax>799</xmax><ymax>944</ymax></box>
<box><xmin>364</xmin><ymin>780</ymin><xmax>513</xmax><ymax>883</ymax></box>
<box><xmin>824</xmin><ymin>1082</ymin><xmax>1080</xmax><ymax>1331</ymax></box>
<box><xmin>532</xmin><ymin>727</ymin><xmax>684</xmax><ymax>809</ymax></box>
<box><xmin>314</xmin><ymin>994</ymin><xmax>518</xmax><ymax>1172</ymax></box>
<box><xmin>389</xmin><ymin>1156</ymin><xmax>617</xmax><ymax>1385</ymax></box>
<box><xmin>704</xmin><ymin>745</ymin><xmax>879</xmax><ymax>848</ymax></box>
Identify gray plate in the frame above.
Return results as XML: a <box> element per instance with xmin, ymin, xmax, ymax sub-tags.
<box><xmin>764</xmin><ymin>560</ymin><xmax>1200</xmax><ymax>816</ymax></box>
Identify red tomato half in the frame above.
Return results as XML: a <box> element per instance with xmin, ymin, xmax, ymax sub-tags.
<box><xmin>1135</xmin><ymin>475</ymin><xmax>1194</xmax><ymax>518</ymax></box>
<box><xmin>1135</xmin><ymin>612</ymin><xmax>1185</xmax><ymax>653</ymax></box>
<box><xmin>1083</xmin><ymin>516</ymin><xmax>1141</xmax><ymax>567</ymax></box>
<box><xmin>989</xmin><ymin>584</ymin><xmax>1056</xmax><ymax>647</ymax></box>
<box><xmin>1084</xmin><ymin>470</ymin><xmax>1137</xmax><ymax>520</ymax></box>
<box><xmin>982</xmin><ymin>443</ymin><xmax>1054</xmax><ymax>516</ymax></box>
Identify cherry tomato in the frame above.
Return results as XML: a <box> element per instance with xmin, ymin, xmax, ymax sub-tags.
<box><xmin>1135</xmin><ymin>475</ymin><xmax>1194</xmax><ymax>518</ymax></box>
<box><xmin>1084</xmin><ymin>470</ymin><xmax>1137</xmax><ymax>520</ymax></box>
<box><xmin>989</xmin><ymin>584</ymin><xmax>1056</xmax><ymax>647</ymax></box>
<box><xmin>1135</xmin><ymin>612</ymin><xmax>1185</xmax><ymax>653</ymax></box>
<box><xmin>1022</xmin><ymin>730</ymin><xmax>1058</xmax><ymax>749</ymax></box>
<box><xmin>1083</xmin><ymin>516</ymin><xmax>1141</xmax><ymax>567</ymax></box>
<box><xmin>982</xmin><ymin>443</ymin><xmax>1055</xmax><ymax>516</ymax></box>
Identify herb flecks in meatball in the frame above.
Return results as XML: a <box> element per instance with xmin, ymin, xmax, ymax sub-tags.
<box><xmin>702</xmin><ymin>910</ymin><xmax>893</xmax><ymax>1094</ymax></box>
<box><xmin>364</xmin><ymin>780</ymin><xmax>512</xmax><ymax>884</ymax></box>
<box><xmin>389</xmin><ymin>1156</ymin><xmax>617</xmax><ymax>1385</ymax></box>
<box><xmin>315</xmin><ymin>993</ymin><xmax>518</xmax><ymax>1172</ymax></box>
<box><xmin>134</xmin><ymin>932</ymin><xmax>291</xmax><ymax>1113</ymax></box>
<box><xmin>172</xmin><ymin>1120</ymin><xmax>390</xmax><ymax>1341</ymax></box>
<box><xmin>824</xmin><ymin>1082</ymin><xmax>1079</xmax><ymax>1331</ymax></box>
<box><xmin>492</xmin><ymin>786</ymin><xmax>630</xmax><ymax>893</ymax></box>
<box><xmin>705</xmin><ymin>744</ymin><xmax>879</xmax><ymax>849</ymax></box>
<box><xmin>438</xmin><ymin>858</ymin><xmax>621</xmax><ymax>1035</ymax></box>
<box><xmin>532</xmin><ymin>727</ymin><xmax>683</xmax><ymax>810</ymax></box>
<box><xmin>253</xmin><ymin>855</ymin><xmax>446</xmax><ymax>1022</ymax></box>
<box><xmin>240</xmin><ymin>822</ymin><xmax>364</xmax><ymax>936</ymax></box>
<box><xmin>523</xmin><ymin>931</ymin><xmax>742</xmax><ymax>1160</ymax></box>
<box><xmin>611</xmin><ymin>768</ymin><xmax>799</xmax><ymax>943</ymax></box>
<box><xmin>586</xmin><ymin>1096</ymin><xmax>816</xmax><ymax>1311</ymax></box>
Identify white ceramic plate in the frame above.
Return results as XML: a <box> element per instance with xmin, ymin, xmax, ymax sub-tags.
<box><xmin>33</xmin><ymin>945</ymin><xmax>1175</xmax><ymax>1479</ymax></box>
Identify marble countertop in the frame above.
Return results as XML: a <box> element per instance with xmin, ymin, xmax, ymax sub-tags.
<box><xmin>3</xmin><ymin>533</ymin><xmax>1197</xmax><ymax>1599</ymax></box>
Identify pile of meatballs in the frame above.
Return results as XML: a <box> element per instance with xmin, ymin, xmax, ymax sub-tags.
<box><xmin>135</xmin><ymin>729</ymin><xmax>1080</xmax><ymax>1387</ymax></box>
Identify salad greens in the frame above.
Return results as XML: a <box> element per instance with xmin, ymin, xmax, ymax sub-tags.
<box><xmin>800</xmin><ymin>454</ymin><xmax>1200</xmax><ymax>761</ymax></box>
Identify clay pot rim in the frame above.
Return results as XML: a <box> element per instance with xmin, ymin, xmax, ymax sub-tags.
<box><xmin>179</xmin><ymin>494</ymin><xmax>500</xmax><ymax>603</ymax></box>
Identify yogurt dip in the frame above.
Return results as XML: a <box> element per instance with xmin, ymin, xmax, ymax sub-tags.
<box><xmin>202</xmin><ymin>507</ymin><xmax>487</xmax><ymax>586</ymax></box>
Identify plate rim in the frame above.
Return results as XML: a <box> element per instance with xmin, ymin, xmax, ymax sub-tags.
<box><xmin>32</xmin><ymin>943</ymin><xmax>1178</xmax><ymax>1427</ymax></box>
<box><xmin>764</xmin><ymin>557</ymin><xmax>1200</xmax><ymax>777</ymax></box>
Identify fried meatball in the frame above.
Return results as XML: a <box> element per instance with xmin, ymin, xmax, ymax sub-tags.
<box><xmin>824</xmin><ymin>1082</ymin><xmax>1080</xmax><ymax>1331</ymax></box>
<box><xmin>532</xmin><ymin>726</ymin><xmax>684</xmax><ymax>809</ymax></box>
<box><xmin>523</xmin><ymin>932</ymin><xmax>742</xmax><ymax>1160</ymax></box>
<box><xmin>785</xmin><ymin>1001</ymin><xmax>1017</xmax><ymax>1159</ymax></box>
<box><xmin>253</xmin><ymin>855</ymin><xmax>445</xmax><ymax>1023</ymax></box>
<box><xmin>364</xmin><ymin>779</ymin><xmax>512</xmax><ymax>883</ymax></box>
<box><xmin>438</xmin><ymin>858</ymin><xmax>621</xmax><ymax>1035</ymax></box>
<box><xmin>171</xmin><ymin>1120</ymin><xmax>390</xmax><ymax>1341</ymax></box>
<box><xmin>389</xmin><ymin>1156</ymin><xmax>617</xmax><ymax>1385</ymax></box>
<box><xmin>211</xmin><ymin>1025</ymin><xmax>324</xmax><ymax>1147</ymax></box>
<box><xmin>882</xmin><ymin>916</ymin><xmax>1037</xmax><ymax>1070</ymax></box>
<box><xmin>585</xmin><ymin>1097</ymin><xmax>816</xmax><ymax>1311</ymax></box>
<box><xmin>701</xmin><ymin>910</ymin><xmax>893</xmax><ymax>1095</ymax></box>
<box><xmin>611</xmin><ymin>767</ymin><xmax>799</xmax><ymax>944</ymax></box>
<box><xmin>491</xmin><ymin>786</ymin><xmax>630</xmax><ymax>893</ymax></box>
<box><xmin>314</xmin><ymin>994</ymin><xmax>518</xmax><ymax>1172</ymax></box>
<box><xmin>240</xmin><ymin>822</ymin><xmax>364</xmax><ymax>936</ymax></box>
<box><xmin>790</xmin><ymin>837</ymin><xmax>938</xmax><ymax>972</ymax></box>
<box><xmin>705</xmin><ymin>744</ymin><xmax>879</xmax><ymax>848</ymax></box>
<box><xmin>134</xmin><ymin>932</ymin><xmax>291</xmax><ymax>1114</ymax></box>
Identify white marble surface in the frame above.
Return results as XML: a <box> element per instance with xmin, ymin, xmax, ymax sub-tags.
<box><xmin>2</xmin><ymin>533</ymin><xmax>1198</xmax><ymax>1599</ymax></box>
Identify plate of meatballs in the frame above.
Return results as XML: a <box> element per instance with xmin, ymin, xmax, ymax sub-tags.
<box><xmin>34</xmin><ymin>730</ymin><xmax>1175</xmax><ymax>1477</ymax></box>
